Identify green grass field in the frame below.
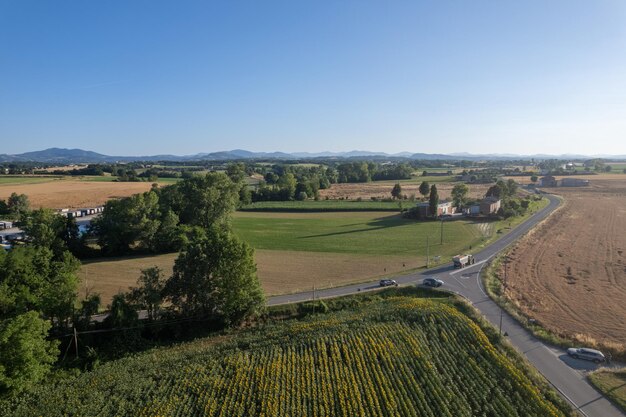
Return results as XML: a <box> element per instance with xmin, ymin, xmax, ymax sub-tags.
<box><xmin>241</xmin><ymin>200</ymin><xmax>402</xmax><ymax>211</ymax></box>
<box><xmin>75</xmin><ymin>175</ymin><xmax>118</xmax><ymax>182</ymax></box>
<box><xmin>0</xmin><ymin>176</ymin><xmax>61</xmax><ymax>185</ymax></box>
<box><xmin>589</xmin><ymin>369</ymin><xmax>626</xmax><ymax>413</ymax></box>
<box><xmin>233</xmin><ymin>211</ymin><xmax>483</xmax><ymax>257</ymax></box>
<box><xmin>77</xmin><ymin>175</ymin><xmax>181</xmax><ymax>184</ymax></box>
<box><xmin>608</xmin><ymin>163</ymin><xmax>626</xmax><ymax>173</ymax></box>
<box><xmin>0</xmin><ymin>294</ymin><xmax>570</xmax><ymax>417</ymax></box>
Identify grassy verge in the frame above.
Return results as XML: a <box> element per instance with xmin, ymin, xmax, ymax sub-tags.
<box><xmin>480</xmin><ymin>196</ymin><xmax>550</xmax><ymax>246</ymax></box>
<box><xmin>588</xmin><ymin>368</ymin><xmax>626</xmax><ymax>413</ymax></box>
<box><xmin>240</xmin><ymin>200</ymin><xmax>403</xmax><ymax>211</ymax></box>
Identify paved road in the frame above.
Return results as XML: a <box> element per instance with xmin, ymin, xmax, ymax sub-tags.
<box><xmin>268</xmin><ymin>194</ymin><xmax>625</xmax><ymax>417</ymax></box>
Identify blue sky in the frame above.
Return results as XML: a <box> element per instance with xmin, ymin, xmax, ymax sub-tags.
<box><xmin>1</xmin><ymin>1</ymin><xmax>626</xmax><ymax>156</ymax></box>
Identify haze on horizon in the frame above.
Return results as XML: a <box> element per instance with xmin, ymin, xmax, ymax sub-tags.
<box><xmin>1</xmin><ymin>1</ymin><xmax>626</xmax><ymax>156</ymax></box>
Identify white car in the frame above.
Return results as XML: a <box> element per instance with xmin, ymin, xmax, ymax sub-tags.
<box><xmin>567</xmin><ymin>347</ymin><xmax>605</xmax><ymax>363</ymax></box>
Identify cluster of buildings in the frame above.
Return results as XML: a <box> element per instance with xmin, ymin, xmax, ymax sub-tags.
<box><xmin>415</xmin><ymin>197</ymin><xmax>501</xmax><ymax>218</ymax></box>
<box><xmin>538</xmin><ymin>176</ymin><xmax>590</xmax><ymax>187</ymax></box>
<box><xmin>57</xmin><ymin>206</ymin><xmax>105</xmax><ymax>218</ymax></box>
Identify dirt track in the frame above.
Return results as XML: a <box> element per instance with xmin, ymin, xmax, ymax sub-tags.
<box><xmin>503</xmin><ymin>176</ymin><xmax>626</xmax><ymax>352</ymax></box>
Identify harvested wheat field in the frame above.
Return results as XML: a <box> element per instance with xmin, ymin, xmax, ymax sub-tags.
<box><xmin>319</xmin><ymin>181</ymin><xmax>491</xmax><ymax>201</ymax></box>
<box><xmin>80</xmin><ymin>250</ymin><xmax>423</xmax><ymax>305</ymax></box>
<box><xmin>502</xmin><ymin>176</ymin><xmax>626</xmax><ymax>354</ymax></box>
<box><xmin>0</xmin><ymin>178</ymin><xmax>156</xmax><ymax>209</ymax></box>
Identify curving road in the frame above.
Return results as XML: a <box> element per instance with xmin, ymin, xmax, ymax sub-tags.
<box><xmin>268</xmin><ymin>193</ymin><xmax>625</xmax><ymax>417</ymax></box>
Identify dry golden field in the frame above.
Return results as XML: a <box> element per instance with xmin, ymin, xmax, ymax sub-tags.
<box><xmin>0</xmin><ymin>178</ymin><xmax>156</xmax><ymax>209</ymax></box>
<box><xmin>80</xmin><ymin>250</ymin><xmax>423</xmax><ymax>306</ymax></box>
<box><xmin>318</xmin><ymin>181</ymin><xmax>491</xmax><ymax>201</ymax></box>
<box><xmin>502</xmin><ymin>176</ymin><xmax>626</xmax><ymax>353</ymax></box>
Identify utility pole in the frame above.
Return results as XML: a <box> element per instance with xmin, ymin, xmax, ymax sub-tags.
<box><xmin>73</xmin><ymin>327</ymin><xmax>79</xmax><ymax>358</ymax></box>
<box><xmin>426</xmin><ymin>236</ymin><xmax>430</xmax><ymax>268</ymax></box>
<box><xmin>440</xmin><ymin>218</ymin><xmax>444</xmax><ymax>245</ymax></box>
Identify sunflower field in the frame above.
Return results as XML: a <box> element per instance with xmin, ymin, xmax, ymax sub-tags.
<box><xmin>1</xmin><ymin>297</ymin><xmax>569</xmax><ymax>416</ymax></box>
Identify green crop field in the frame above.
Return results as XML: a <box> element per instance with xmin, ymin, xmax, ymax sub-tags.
<box><xmin>0</xmin><ymin>176</ymin><xmax>61</xmax><ymax>185</ymax></box>
<box><xmin>240</xmin><ymin>200</ymin><xmax>402</xmax><ymax>212</ymax></box>
<box><xmin>77</xmin><ymin>176</ymin><xmax>182</xmax><ymax>184</ymax></box>
<box><xmin>0</xmin><ymin>295</ymin><xmax>569</xmax><ymax>417</ymax></box>
<box><xmin>76</xmin><ymin>175</ymin><xmax>118</xmax><ymax>182</ymax></box>
<box><xmin>233</xmin><ymin>211</ymin><xmax>484</xmax><ymax>256</ymax></box>
<box><xmin>608</xmin><ymin>163</ymin><xmax>626</xmax><ymax>172</ymax></box>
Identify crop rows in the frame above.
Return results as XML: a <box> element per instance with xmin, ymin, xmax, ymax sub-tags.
<box><xmin>1</xmin><ymin>298</ymin><xmax>565</xmax><ymax>417</ymax></box>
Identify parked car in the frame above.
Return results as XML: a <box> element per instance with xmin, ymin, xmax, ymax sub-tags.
<box><xmin>422</xmin><ymin>277</ymin><xmax>444</xmax><ymax>287</ymax></box>
<box><xmin>567</xmin><ymin>347</ymin><xmax>605</xmax><ymax>363</ymax></box>
<box><xmin>379</xmin><ymin>279</ymin><xmax>398</xmax><ymax>287</ymax></box>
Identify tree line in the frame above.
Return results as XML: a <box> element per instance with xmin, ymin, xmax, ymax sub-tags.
<box><xmin>0</xmin><ymin>172</ymin><xmax>265</xmax><ymax>396</ymax></box>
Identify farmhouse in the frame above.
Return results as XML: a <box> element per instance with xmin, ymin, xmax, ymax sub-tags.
<box><xmin>480</xmin><ymin>197</ymin><xmax>501</xmax><ymax>215</ymax></box>
<box><xmin>464</xmin><ymin>204</ymin><xmax>481</xmax><ymax>216</ymax></box>
<box><xmin>0</xmin><ymin>220</ymin><xmax>13</xmax><ymax>230</ymax></box>
<box><xmin>538</xmin><ymin>175</ymin><xmax>557</xmax><ymax>187</ymax></box>
<box><xmin>416</xmin><ymin>201</ymin><xmax>453</xmax><ymax>217</ymax></box>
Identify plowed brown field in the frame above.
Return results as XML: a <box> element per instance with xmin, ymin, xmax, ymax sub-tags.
<box><xmin>502</xmin><ymin>176</ymin><xmax>626</xmax><ymax>353</ymax></box>
<box><xmin>0</xmin><ymin>179</ymin><xmax>156</xmax><ymax>209</ymax></box>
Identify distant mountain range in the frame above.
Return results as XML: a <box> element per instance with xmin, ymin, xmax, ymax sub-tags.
<box><xmin>0</xmin><ymin>148</ymin><xmax>625</xmax><ymax>164</ymax></box>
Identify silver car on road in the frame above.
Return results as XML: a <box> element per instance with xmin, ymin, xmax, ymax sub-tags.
<box><xmin>567</xmin><ymin>347</ymin><xmax>605</xmax><ymax>363</ymax></box>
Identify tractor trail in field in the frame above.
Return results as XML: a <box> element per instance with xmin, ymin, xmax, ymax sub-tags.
<box><xmin>504</xmin><ymin>177</ymin><xmax>626</xmax><ymax>353</ymax></box>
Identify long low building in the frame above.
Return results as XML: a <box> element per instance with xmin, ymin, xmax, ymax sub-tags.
<box><xmin>57</xmin><ymin>206</ymin><xmax>105</xmax><ymax>218</ymax></box>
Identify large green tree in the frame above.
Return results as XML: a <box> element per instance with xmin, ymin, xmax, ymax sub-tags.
<box><xmin>0</xmin><ymin>311</ymin><xmax>58</xmax><ymax>395</ymax></box>
<box><xmin>451</xmin><ymin>183</ymin><xmax>469</xmax><ymax>208</ymax></box>
<box><xmin>165</xmin><ymin>227</ymin><xmax>265</xmax><ymax>325</ymax></box>
<box><xmin>19</xmin><ymin>208</ymin><xmax>82</xmax><ymax>258</ymax></box>
<box><xmin>128</xmin><ymin>267</ymin><xmax>166</xmax><ymax>321</ymax></box>
<box><xmin>419</xmin><ymin>181</ymin><xmax>430</xmax><ymax>198</ymax></box>
<box><xmin>173</xmin><ymin>173</ymin><xmax>240</xmax><ymax>228</ymax></box>
<box><xmin>7</xmin><ymin>193</ymin><xmax>29</xmax><ymax>217</ymax></box>
<box><xmin>0</xmin><ymin>246</ymin><xmax>80</xmax><ymax>327</ymax></box>
<box><xmin>391</xmin><ymin>183</ymin><xmax>402</xmax><ymax>200</ymax></box>
<box><xmin>91</xmin><ymin>191</ymin><xmax>160</xmax><ymax>255</ymax></box>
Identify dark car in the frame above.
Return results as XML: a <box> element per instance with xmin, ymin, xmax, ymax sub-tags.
<box><xmin>422</xmin><ymin>277</ymin><xmax>444</xmax><ymax>287</ymax></box>
<box><xmin>567</xmin><ymin>348</ymin><xmax>605</xmax><ymax>363</ymax></box>
<box><xmin>379</xmin><ymin>279</ymin><xmax>398</xmax><ymax>287</ymax></box>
